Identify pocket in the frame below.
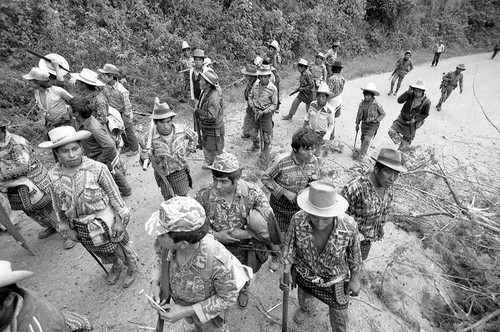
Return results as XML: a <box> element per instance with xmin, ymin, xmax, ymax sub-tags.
<box><xmin>81</xmin><ymin>184</ymin><xmax>103</xmax><ymax>204</ymax></box>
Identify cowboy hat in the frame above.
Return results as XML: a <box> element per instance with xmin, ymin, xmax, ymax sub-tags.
<box><xmin>151</xmin><ymin>97</ymin><xmax>176</xmax><ymax>120</ymax></box>
<box><xmin>256</xmin><ymin>65</ymin><xmax>273</xmax><ymax>76</ymax></box>
<box><xmin>207</xmin><ymin>152</ymin><xmax>240</xmax><ymax>173</ymax></box>
<box><xmin>409</xmin><ymin>80</ymin><xmax>427</xmax><ymax>91</ymax></box>
<box><xmin>361</xmin><ymin>82</ymin><xmax>380</xmax><ymax>96</ymax></box>
<box><xmin>254</xmin><ymin>56</ymin><xmax>263</xmax><ymax>67</ymax></box>
<box><xmin>38</xmin><ymin>126</ymin><xmax>92</xmax><ymax>149</ymax></box>
<box><xmin>332</xmin><ymin>41</ymin><xmax>340</xmax><ymax>47</ymax></box>
<box><xmin>332</xmin><ymin>60</ymin><xmax>343</xmax><ymax>68</ymax></box>
<box><xmin>371</xmin><ymin>148</ymin><xmax>408</xmax><ymax>173</ymax></box>
<box><xmin>268</xmin><ymin>40</ymin><xmax>280</xmax><ymax>52</ymax></box>
<box><xmin>456</xmin><ymin>64</ymin><xmax>466</xmax><ymax>70</ymax></box>
<box><xmin>0</xmin><ymin>260</ymin><xmax>34</xmax><ymax>288</ymax></box>
<box><xmin>297</xmin><ymin>58</ymin><xmax>309</xmax><ymax>67</ymax></box>
<box><xmin>199</xmin><ymin>69</ymin><xmax>219</xmax><ymax>86</ymax></box>
<box><xmin>181</xmin><ymin>41</ymin><xmax>190</xmax><ymax>50</ymax></box>
<box><xmin>22</xmin><ymin>67</ymin><xmax>50</xmax><ymax>81</ymax></box>
<box><xmin>70</xmin><ymin>68</ymin><xmax>104</xmax><ymax>87</ymax></box>
<box><xmin>297</xmin><ymin>181</ymin><xmax>348</xmax><ymax>218</ymax></box>
<box><xmin>241</xmin><ymin>64</ymin><xmax>258</xmax><ymax>76</ymax></box>
<box><xmin>404</xmin><ymin>50</ymin><xmax>412</xmax><ymax>56</ymax></box>
<box><xmin>38</xmin><ymin>53</ymin><xmax>70</xmax><ymax>75</ymax></box>
<box><xmin>193</xmin><ymin>49</ymin><xmax>206</xmax><ymax>58</ymax></box>
<box><xmin>97</xmin><ymin>64</ymin><xmax>120</xmax><ymax>75</ymax></box>
<box><xmin>316</xmin><ymin>82</ymin><xmax>333</xmax><ymax>97</ymax></box>
<box><xmin>316</xmin><ymin>52</ymin><xmax>325</xmax><ymax>59</ymax></box>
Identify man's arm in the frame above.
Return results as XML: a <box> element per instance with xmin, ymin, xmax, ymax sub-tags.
<box><xmin>355</xmin><ymin>103</ymin><xmax>363</xmax><ymax>125</ymax></box>
<box><xmin>376</xmin><ymin>102</ymin><xmax>386</xmax><ymax>122</ymax></box>
<box><xmin>261</xmin><ymin>158</ymin><xmax>286</xmax><ymax>199</ymax></box>
<box><xmin>97</xmin><ymin>163</ymin><xmax>129</xmax><ymax>219</ymax></box>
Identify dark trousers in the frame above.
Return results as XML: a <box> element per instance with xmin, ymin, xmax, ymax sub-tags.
<box><xmin>121</xmin><ymin>114</ymin><xmax>139</xmax><ymax>152</ymax></box>
<box><xmin>113</xmin><ymin>169</ymin><xmax>131</xmax><ymax>196</ymax></box>
<box><xmin>431</xmin><ymin>52</ymin><xmax>442</xmax><ymax>66</ymax></box>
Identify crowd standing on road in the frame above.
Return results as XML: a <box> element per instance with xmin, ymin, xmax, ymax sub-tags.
<box><xmin>1</xmin><ymin>37</ymin><xmax>480</xmax><ymax>332</ymax></box>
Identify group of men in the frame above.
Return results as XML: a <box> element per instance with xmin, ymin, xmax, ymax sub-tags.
<box><xmin>0</xmin><ymin>38</ymin><xmax>468</xmax><ymax>332</ymax></box>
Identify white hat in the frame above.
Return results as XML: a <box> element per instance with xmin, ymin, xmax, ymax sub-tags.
<box><xmin>316</xmin><ymin>82</ymin><xmax>333</xmax><ymax>97</ymax></box>
<box><xmin>409</xmin><ymin>80</ymin><xmax>427</xmax><ymax>91</ymax></box>
<box><xmin>297</xmin><ymin>58</ymin><xmax>309</xmax><ymax>66</ymax></box>
<box><xmin>182</xmin><ymin>41</ymin><xmax>190</xmax><ymax>50</ymax></box>
<box><xmin>38</xmin><ymin>53</ymin><xmax>70</xmax><ymax>75</ymax></box>
<box><xmin>0</xmin><ymin>260</ymin><xmax>34</xmax><ymax>287</ymax></box>
<box><xmin>297</xmin><ymin>181</ymin><xmax>348</xmax><ymax>218</ymax></box>
<box><xmin>70</xmin><ymin>68</ymin><xmax>104</xmax><ymax>87</ymax></box>
<box><xmin>361</xmin><ymin>82</ymin><xmax>380</xmax><ymax>96</ymax></box>
<box><xmin>39</xmin><ymin>126</ymin><xmax>92</xmax><ymax>149</ymax></box>
<box><xmin>254</xmin><ymin>56</ymin><xmax>263</xmax><ymax>67</ymax></box>
<box><xmin>269</xmin><ymin>40</ymin><xmax>280</xmax><ymax>52</ymax></box>
<box><xmin>22</xmin><ymin>67</ymin><xmax>50</xmax><ymax>81</ymax></box>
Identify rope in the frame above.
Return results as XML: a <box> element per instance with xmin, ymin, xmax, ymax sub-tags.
<box><xmin>472</xmin><ymin>65</ymin><xmax>500</xmax><ymax>135</ymax></box>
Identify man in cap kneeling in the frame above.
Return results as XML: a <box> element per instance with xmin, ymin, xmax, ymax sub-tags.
<box><xmin>341</xmin><ymin>148</ymin><xmax>407</xmax><ymax>261</ymax></box>
<box><xmin>146</xmin><ymin>197</ymin><xmax>253</xmax><ymax>331</ymax></box>
<box><xmin>280</xmin><ymin>181</ymin><xmax>361</xmax><ymax>331</ymax></box>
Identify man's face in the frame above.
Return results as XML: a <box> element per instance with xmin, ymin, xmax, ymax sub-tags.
<box><xmin>258</xmin><ymin>75</ymin><xmax>270</xmax><ymax>86</ymax></box>
<box><xmin>375</xmin><ymin>166</ymin><xmax>400</xmax><ymax>188</ymax></box>
<box><xmin>268</xmin><ymin>46</ymin><xmax>276</xmax><ymax>55</ymax></box>
<box><xmin>99</xmin><ymin>73</ymin><xmax>111</xmax><ymax>84</ymax></box>
<box><xmin>212</xmin><ymin>175</ymin><xmax>237</xmax><ymax>196</ymax></box>
<box><xmin>157</xmin><ymin>233</ymin><xmax>182</xmax><ymax>250</ymax></box>
<box><xmin>404</xmin><ymin>53</ymin><xmax>411</xmax><ymax>60</ymax></box>
<box><xmin>309</xmin><ymin>214</ymin><xmax>334</xmax><ymax>230</ymax></box>
<box><xmin>315</xmin><ymin>57</ymin><xmax>323</xmax><ymax>65</ymax></box>
<box><xmin>55</xmin><ymin>142</ymin><xmax>83</xmax><ymax>170</ymax></box>
<box><xmin>295</xmin><ymin>146</ymin><xmax>315</xmax><ymax>163</ymax></box>
<box><xmin>297</xmin><ymin>65</ymin><xmax>306</xmax><ymax>73</ymax></box>
<box><xmin>413</xmin><ymin>88</ymin><xmax>424</xmax><ymax>98</ymax></box>
<box><xmin>363</xmin><ymin>93</ymin><xmax>374</xmax><ymax>102</ymax></box>
<box><xmin>194</xmin><ymin>57</ymin><xmax>204</xmax><ymax>69</ymax></box>
<box><xmin>316</xmin><ymin>93</ymin><xmax>328</xmax><ymax>107</ymax></box>
<box><xmin>183</xmin><ymin>49</ymin><xmax>191</xmax><ymax>57</ymax></box>
<box><xmin>156</xmin><ymin>117</ymin><xmax>174</xmax><ymax>136</ymax></box>
<box><xmin>75</xmin><ymin>80</ymin><xmax>86</xmax><ymax>92</ymax></box>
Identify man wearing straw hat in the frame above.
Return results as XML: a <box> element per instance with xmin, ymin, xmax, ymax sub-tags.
<box><xmin>40</xmin><ymin>126</ymin><xmax>138</xmax><ymax>287</ymax></box>
<box><xmin>179</xmin><ymin>41</ymin><xmax>194</xmax><ymax>102</ymax></box>
<box><xmin>246</xmin><ymin>65</ymin><xmax>278</xmax><ymax>160</ymax></box>
<box><xmin>388</xmin><ymin>80</ymin><xmax>431</xmax><ymax>150</ymax></box>
<box><xmin>303</xmin><ymin>82</ymin><xmax>335</xmax><ymax>157</ymax></box>
<box><xmin>282</xmin><ymin>59</ymin><xmax>315</xmax><ymax>120</ymax></box>
<box><xmin>71</xmin><ymin>68</ymin><xmax>109</xmax><ymax>126</ymax></box>
<box><xmin>341</xmin><ymin>148</ymin><xmax>407</xmax><ymax>260</ymax></box>
<box><xmin>0</xmin><ymin>121</ymin><xmax>75</xmax><ymax>249</ymax></box>
<box><xmin>194</xmin><ymin>69</ymin><xmax>225</xmax><ymax>169</ymax></box>
<box><xmin>325</xmin><ymin>40</ymin><xmax>341</xmax><ymax>77</ymax></box>
<box><xmin>267</xmin><ymin>40</ymin><xmax>282</xmax><ymax>71</ymax></box>
<box><xmin>280</xmin><ymin>181</ymin><xmax>361</xmax><ymax>331</ymax></box>
<box><xmin>309</xmin><ymin>53</ymin><xmax>327</xmax><ymax>101</ymax></box>
<box><xmin>240</xmin><ymin>64</ymin><xmax>259</xmax><ymax>139</ymax></box>
<box><xmin>145</xmin><ymin>197</ymin><xmax>253</xmax><ymax>331</ymax></box>
<box><xmin>140</xmin><ymin>99</ymin><xmax>198</xmax><ymax>200</ymax></box>
<box><xmin>354</xmin><ymin>82</ymin><xmax>386</xmax><ymax>160</ymax></box>
<box><xmin>98</xmin><ymin>63</ymin><xmax>140</xmax><ymax>157</ymax></box>
<box><xmin>436</xmin><ymin>64</ymin><xmax>465</xmax><ymax>111</ymax></box>
<box><xmin>189</xmin><ymin>49</ymin><xmax>208</xmax><ymax>108</ymax></box>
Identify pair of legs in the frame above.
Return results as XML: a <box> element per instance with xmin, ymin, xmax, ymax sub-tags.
<box><xmin>201</xmin><ymin>130</ymin><xmax>224</xmax><ymax>167</ymax></box>
<box><xmin>248</xmin><ymin>115</ymin><xmax>273</xmax><ymax>159</ymax></box>
<box><xmin>121</xmin><ymin>114</ymin><xmax>139</xmax><ymax>153</ymax></box>
<box><xmin>283</xmin><ymin>96</ymin><xmax>311</xmax><ymax>120</ymax></box>
<box><xmin>431</xmin><ymin>52</ymin><xmax>442</xmax><ymax>66</ymax></box>
<box><xmin>388</xmin><ymin>128</ymin><xmax>412</xmax><ymax>151</ymax></box>
<box><xmin>389</xmin><ymin>74</ymin><xmax>406</xmax><ymax>95</ymax></box>
<box><xmin>357</xmin><ymin>124</ymin><xmax>379</xmax><ymax>159</ymax></box>
<box><xmin>154</xmin><ymin>169</ymin><xmax>191</xmax><ymax>200</ymax></box>
<box><xmin>436</xmin><ymin>85</ymin><xmax>455</xmax><ymax>110</ymax></box>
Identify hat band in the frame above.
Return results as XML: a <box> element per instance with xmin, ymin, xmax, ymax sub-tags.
<box><xmin>52</xmin><ymin>135</ymin><xmax>69</xmax><ymax>144</ymax></box>
<box><xmin>307</xmin><ymin>198</ymin><xmax>336</xmax><ymax>211</ymax></box>
<box><xmin>377</xmin><ymin>155</ymin><xmax>401</xmax><ymax>166</ymax></box>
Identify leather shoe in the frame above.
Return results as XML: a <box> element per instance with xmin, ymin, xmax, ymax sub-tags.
<box><xmin>293</xmin><ymin>308</ymin><xmax>311</xmax><ymax>325</ymax></box>
<box><xmin>63</xmin><ymin>238</ymin><xmax>77</xmax><ymax>250</ymax></box>
<box><xmin>38</xmin><ymin>227</ymin><xmax>57</xmax><ymax>239</ymax></box>
<box><xmin>237</xmin><ymin>290</ymin><xmax>249</xmax><ymax>309</ymax></box>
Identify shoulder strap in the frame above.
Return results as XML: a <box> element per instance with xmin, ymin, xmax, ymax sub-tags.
<box><xmin>237</xmin><ymin>180</ymin><xmax>251</xmax><ymax>217</ymax></box>
<box><xmin>201</xmin><ymin>235</ymin><xmax>216</xmax><ymax>299</ymax></box>
<box><xmin>160</xmin><ymin>248</ymin><xmax>171</xmax><ymax>302</ymax></box>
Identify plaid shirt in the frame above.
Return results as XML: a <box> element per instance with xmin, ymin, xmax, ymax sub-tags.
<box><xmin>340</xmin><ymin>175</ymin><xmax>393</xmax><ymax>241</ymax></box>
<box><xmin>282</xmin><ymin>211</ymin><xmax>362</xmax><ymax>282</ymax></box>
<box><xmin>141</xmin><ymin>123</ymin><xmax>197</xmax><ymax>176</ymax></box>
<box><xmin>248</xmin><ymin>82</ymin><xmax>278</xmax><ymax>114</ymax></box>
<box><xmin>103</xmin><ymin>82</ymin><xmax>132</xmax><ymax>117</ymax></box>
<box><xmin>262</xmin><ymin>152</ymin><xmax>321</xmax><ymax>199</ymax></box>
<box><xmin>0</xmin><ymin>132</ymin><xmax>30</xmax><ymax>181</ymax></box>
<box><xmin>195</xmin><ymin>179</ymin><xmax>270</xmax><ymax>232</ymax></box>
<box><xmin>355</xmin><ymin>99</ymin><xmax>385</xmax><ymax>125</ymax></box>
<box><xmin>327</xmin><ymin>74</ymin><xmax>345</xmax><ymax>98</ymax></box>
<box><xmin>49</xmin><ymin>157</ymin><xmax>129</xmax><ymax>230</ymax></box>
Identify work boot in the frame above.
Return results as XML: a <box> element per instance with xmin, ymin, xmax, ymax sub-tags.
<box><xmin>38</xmin><ymin>227</ymin><xmax>57</xmax><ymax>239</ymax></box>
<box><xmin>106</xmin><ymin>262</ymin><xmax>123</xmax><ymax>285</ymax></box>
<box><xmin>436</xmin><ymin>103</ymin><xmax>442</xmax><ymax>111</ymax></box>
<box><xmin>246</xmin><ymin>142</ymin><xmax>260</xmax><ymax>152</ymax></box>
<box><xmin>123</xmin><ymin>267</ymin><xmax>137</xmax><ymax>288</ymax></box>
<box><xmin>293</xmin><ymin>308</ymin><xmax>312</xmax><ymax>325</ymax></box>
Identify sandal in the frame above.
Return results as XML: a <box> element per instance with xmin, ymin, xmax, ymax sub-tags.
<box><xmin>293</xmin><ymin>308</ymin><xmax>311</xmax><ymax>325</ymax></box>
<box><xmin>106</xmin><ymin>263</ymin><xmax>122</xmax><ymax>285</ymax></box>
<box><xmin>237</xmin><ymin>290</ymin><xmax>249</xmax><ymax>309</ymax></box>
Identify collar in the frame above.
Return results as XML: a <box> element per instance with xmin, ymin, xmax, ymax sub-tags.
<box><xmin>290</xmin><ymin>151</ymin><xmax>316</xmax><ymax>165</ymax></box>
<box><xmin>75</xmin><ymin>116</ymin><xmax>92</xmax><ymax>130</ymax></box>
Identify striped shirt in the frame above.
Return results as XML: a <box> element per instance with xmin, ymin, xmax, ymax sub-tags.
<box><xmin>103</xmin><ymin>81</ymin><xmax>132</xmax><ymax>116</ymax></box>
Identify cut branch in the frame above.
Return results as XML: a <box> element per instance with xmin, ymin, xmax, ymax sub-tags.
<box><xmin>461</xmin><ymin>308</ymin><xmax>500</xmax><ymax>332</ymax></box>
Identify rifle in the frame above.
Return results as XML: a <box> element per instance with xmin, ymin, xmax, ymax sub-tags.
<box><xmin>282</xmin><ymin>272</ymin><xmax>290</xmax><ymax>332</ymax></box>
<box><xmin>155</xmin><ymin>249</ymin><xmax>171</xmax><ymax>332</ymax></box>
<box><xmin>25</xmin><ymin>50</ymin><xmax>70</xmax><ymax>73</ymax></box>
<box><xmin>354</xmin><ymin>128</ymin><xmax>359</xmax><ymax>149</ymax></box>
<box><xmin>389</xmin><ymin>69</ymin><xmax>397</xmax><ymax>80</ymax></box>
<box><xmin>142</xmin><ymin>119</ymin><xmax>155</xmax><ymax>171</ymax></box>
<box><xmin>289</xmin><ymin>88</ymin><xmax>300</xmax><ymax>96</ymax></box>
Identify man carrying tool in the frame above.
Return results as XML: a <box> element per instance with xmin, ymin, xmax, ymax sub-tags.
<box><xmin>388</xmin><ymin>50</ymin><xmax>414</xmax><ymax>96</ymax></box>
<box><xmin>280</xmin><ymin>181</ymin><xmax>361</xmax><ymax>331</ymax></box>
<box><xmin>179</xmin><ymin>41</ymin><xmax>193</xmax><ymax>102</ymax></box>
<box><xmin>341</xmin><ymin>148</ymin><xmax>407</xmax><ymax>261</ymax></box>
<box><xmin>282</xmin><ymin>59</ymin><xmax>315</xmax><ymax>120</ymax></box>
<box><xmin>246</xmin><ymin>65</ymin><xmax>278</xmax><ymax>161</ymax></box>
<box><xmin>436</xmin><ymin>64</ymin><xmax>465</xmax><ymax>111</ymax></box>
<box><xmin>40</xmin><ymin>126</ymin><xmax>138</xmax><ymax>287</ymax></box>
<box><xmin>195</xmin><ymin>152</ymin><xmax>278</xmax><ymax>309</ymax></box>
<box><xmin>146</xmin><ymin>196</ymin><xmax>253</xmax><ymax>331</ymax></box>
<box><xmin>140</xmin><ymin>98</ymin><xmax>197</xmax><ymax>200</ymax></box>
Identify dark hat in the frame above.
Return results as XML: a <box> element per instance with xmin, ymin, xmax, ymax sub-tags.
<box><xmin>332</xmin><ymin>60</ymin><xmax>343</xmax><ymax>68</ymax></box>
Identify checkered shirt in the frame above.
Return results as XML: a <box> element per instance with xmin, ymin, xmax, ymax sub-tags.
<box><xmin>103</xmin><ymin>81</ymin><xmax>132</xmax><ymax>116</ymax></box>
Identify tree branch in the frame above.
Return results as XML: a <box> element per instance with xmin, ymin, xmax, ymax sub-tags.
<box><xmin>461</xmin><ymin>308</ymin><xmax>500</xmax><ymax>332</ymax></box>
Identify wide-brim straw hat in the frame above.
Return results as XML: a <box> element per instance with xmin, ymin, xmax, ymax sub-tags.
<box><xmin>97</xmin><ymin>63</ymin><xmax>120</xmax><ymax>75</ymax></box>
<box><xmin>409</xmin><ymin>80</ymin><xmax>427</xmax><ymax>91</ymax></box>
<box><xmin>0</xmin><ymin>261</ymin><xmax>34</xmax><ymax>288</ymax></box>
<box><xmin>151</xmin><ymin>97</ymin><xmax>176</xmax><ymax>120</ymax></box>
<box><xmin>456</xmin><ymin>64</ymin><xmax>466</xmax><ymax>70</ymax></box>
<box><xmin>22</xmin><ymin>67</ymin><xmax>50</xmax><ymax>81</ymax></box>
<box><xmin>371</xmin><ymin>148</ymin><xmax>408</xmax><ymax>173</ymax></box>
<box><xmin>38</xmin><ymin>53</ymin><xmax>70</xmax><ymax>75</ymax></box>
<box><xmin>316</xmin><ymin>52</ymin><xmax>325</xmax><ymax>59</ymax></box>
<box><xmin>316</xmin><ymin>82</ymin><xmax>333</xmax><ymax>97</ymax></box>
<box><xmin>199</xmin><ymin>69</ymin><xmax>219</xmax><ymax>86</ymax></box>
<box><xmin>181</xmin><ymin>41</ymin><xmax>190</xmax><ymax>50</ymax></box>
<box><xmin>241</xmin><ymin>64</ymin><xmax>258</xmax><ymax>76</ymax></box>
<box><xmin>297</xmin><ymin>181</ymin><xmax>348</xmax><ymax>218</ymax></box>
<box><xmin>361</xmin><ymin>82</ymin><xmax>380</xmax><ymax>96</ymax></box>
<box><xmin>39</xmin><ymin>126</ymin><xmax>91</xmax><ymax>149</ymax></box>
<box><xmin>193</xmin><ymin>49</ymin><xmax>206</xmax><ymax>58</ymax></box>
<box><xmin>404</xmin><ymin>50</ymin><xmax>412</xmax><ymax>56</ymax></box>
<box><xmin>70</xmin><ymin>68</ymin><xmax>104</xmax><ymax>87</ymax></box>
<box><xmin>256</xmin><ymin>65</ymin><xmax>273</xmax><ymax>76</ymax></box>
<box><xmin>297</xmin><ymin>58</ymin><xmax>309</xmax><ymax>67</ymax></box>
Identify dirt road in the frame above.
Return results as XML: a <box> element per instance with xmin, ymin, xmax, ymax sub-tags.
<box><xmin>1</xmin><ymin>53</ymin><xmax>499</xmax><ymax>332</ymax></box>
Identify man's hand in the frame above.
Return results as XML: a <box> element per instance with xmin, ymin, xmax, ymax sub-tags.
<box><xmin>159</xmin><ymin>303</ymin><xmax>194</xmax><ymax>323</ymax></box>
<box><xmin>229</xmin><ymin>229</ymin><xmax>251</xmax><ymax>240</ymax></box>
<box><xmin>214</xmin><ymin>229</ymin><xmax>240</xmax><ymax>244</ymax></box>
<box><xmin>346</xmin><ymin>276</ymin><xmax>360</xmax><ymax>297</ymax></box>
<box><xmin>407</xmin><ymin>87</ymin><xmax>414</xmax><ymax>94</ymax></box>
<box><xmin>149</xmin><ymin>281</ymin><xmax>167</xmax><ymax>309</ymax></box>
<box><xmin>111</xmin><ymin>219</ymin><xmax>125</xmax><ymax>241</ymax></box>
<box><xmin>282</xmin><ymin>189</ymin><xmax>297</xmax><ymax>203</ymax></box>
<box><xmin>121</xmin><ymin>212</ymin><xmax>131</xmax><ymax>228</ymax></box>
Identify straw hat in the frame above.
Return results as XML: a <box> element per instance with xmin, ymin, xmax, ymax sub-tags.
<box><xmin>269</xmin><ymin>40</ymin><xmax>280</xmax><ymax>52</ymax></box>
<box><xmin>316</xmin><ymin>52</ymin><xmax>325</xmax><ymax>59</ymax></box>
<box><xmin>199</xmin><ymin>69</ymin><xmax>219</xmax><ymax>86</ymax></box>
<box><xmin>97</xmin><ymin>64</ymin><xmax>120</xmax><ymax>75</ymax></box>
<box><xmin>207</xmin><ymin>152</ymin><xmax>240</xmax><ymax>173</ymax></box>
<box><xmin>145</xmin><ymin>197</ymin><xmax>206</xmax><ymax>236</ymax></box>
<box><xmin>193</xmin><ymin>49</ymin><xmax>206</xmax><ymax>58</ymax></box>
<box><xmin>297</xmin><ymin>181</ymin><xmax>348</xmax><ymax>218</ymax></box>
<box><xmin>316</xmin><ymin>82</ymin><xmax>333</xmax><ymax>97</ymax></box>
<box><xmin>332</xmin><ymin>40</ymin><xmax>341</xmax><ymax>47</ymax></box>
<box><xmin>254</xmin><ymin>56</ymin><xmax>263</xmax><ymax>67</ymax></box>
<box><xmin>0</xmin><ymin>261</ymin><xmax>34</xmax><ymax>287</ymax></box>
<box><xmin>371</xmin><ymin>148</ymin><xmax>408</xmax><ymax>173</ymax></box>
<box><xmin>256</xmin><ymin>65</ymin><xmax>273</xmax><ymax>76</ymax></box>
<box><xmin>22</xmin><ymin>67</ymin><xmax>50</xmax><ymax>81</ymax></box>
<box><xmin>297</xmin><ymin>58</ymin><xmax>309</xmax><ymax>67</ymax></box>
<box><xmin>361</xmin><ymin>82</ymin><xmax>380</xmax><ymax>96</ymax></box>
<box><xmin>409</xmin><ymin>80</ymin><xmax>427</xmax><ymax>91</ymax></box>
<box><xmin>241</xmin><ymin>64</ymin><xmax>258</xmax><ymax>76</ymax></box>
<box><xmin>456</xmin><ymin>64</ymin><xmax>466</xmax><ymax>70</ymax></box>
<box><xmin>38</xmin><ymin>53</ymin><xmax>70</xmax><ymax>75</ymax></box>
<box><xmin>70</xmin><ymin>68</ymin><xmax>104</xmax><ymax>87</ymax></box>
<box><xmin>404</xmin><ymin>50</ymin><xmax>412</xmax><ymax>56</ymax></box>
<box><xmin>38</xmin><ymin>126</ymin><xmax>91</xmax><ymax>149</ymax></box>
<box><xmin>151</xmin><ymin>97</ymin><xmax>176</xmax><ymax>120</ymax></box>
<box><xmin>181</xmin><ymin>41</ymin><xmax>190</xmax><ymax>50</ymax></box>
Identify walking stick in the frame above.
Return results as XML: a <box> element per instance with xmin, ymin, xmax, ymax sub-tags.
<box><xmin>25</xmin><ymin>50</ymin><xmax>70</xmax><ymax>73</ymax></box>
<box><xmin>282</xmin><ymin>272</ymin><xmax>290</xmax><ymax>332</ymax></box>
<box><xmin>0</xmin><ymin>203</ymin><xmax>36</xmax><ymax>255</ymax></box>
<box><xmin>354</xmin><ymin>129</ymin><xmax>359</xmax><ymax>149</ymax></box>
<box><xmin>259</xmin><ymin>116</ymin><xmax>264</xmax><ymax>155</ymax></box>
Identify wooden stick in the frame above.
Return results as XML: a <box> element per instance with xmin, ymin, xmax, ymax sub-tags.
<box><xmin>350</xmin><ymin>297</ymin><xmax>383</xmax><ymax>312</ymax></box>
<box><xmin>461</xmin><ymin>308</ymin><xmax>500</xmax><ymax>332</ymax></box>
<box><xmin>133</xmin><ymin>111</ymin><xmax>151</xmax><ymax>116</ymax></box>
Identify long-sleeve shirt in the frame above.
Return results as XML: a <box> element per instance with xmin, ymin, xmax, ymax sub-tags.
<box><xmin>340</xmin><ymin>175</ymin><xmax>393</xmax><ymax>241</ymax></box>
<box><xmin>196</xmin><ymin>88</ymin><xmax>224</xmax><ymax>130</ymax></box>
<box><xmin>395</xmin><ymin>58</ymin><xmax>414</xmax><ymax>76</ymax></box>
<box><xmin>74</xmin><ymin>116</ymin><xmax>117</xmax><ymax>171</ymax></box>
<box><xmin>141</xmin><ymin>123</ymin><xmax>197</xmax><ymax>176</ymax></box>
<box><xmin>103</xmin><ymin>82</ymin><xmax>132</xmax><ymax>117</ymax></box>
<box><xmin>84</xmin><ymin>90</ymin><xmax>109</xmax><ymax>126</ymax></box>
<box><xmin>248</xmin><ymin>82</ymin><xmax>278</xmax><ymax>114</ymax></box>
<box><xmin>281</xmin><ymin>211</ymin><xmax>362</xmax><ymax>282</ymax></box>
<box><xmin>35</xmin><ymin>86</ymin><xmax>73</xmax><ymax>123</ymax></box>
<box><xmin>262</xmin><ymin>152</ymin><xmax>321</xmax><ymax>199</ymax></box>
<box><xmin>297</xmin><ymin>70</ymin><xmax>315</xmax><ymax>101</ymax></box>
<box><xmin>442</xmin><ymin>71</ymin><xmax>464</xmax><ymax>90</ymax></box>
<box><xmin>49</xmin><ymin>157</ymin><xmax>129</xmax><ymax>230</ymax></box>
<box><xmin>355</xmin><ymin>99</ymin><xmax>385</xmax><ymax>125</ymax></box>
<box><xmin>396</xmin><ymin>91</ymin><xmax>430</xmax><ymax>123</ymax></box>
<box><xmin>304</xmin><ymin>101</ymin><xmax>335</xmax><ymax>139</ymax></box>
<box><xmin>436</xmin><ymin>44</ymin><xmax>445</xmax><ymax>53</ymax></box>
<box><xmin>309</xmin><ymin>63</ymin><xmax>327</xmax><ymax>86</ymax></box>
